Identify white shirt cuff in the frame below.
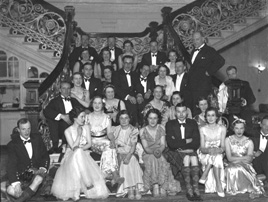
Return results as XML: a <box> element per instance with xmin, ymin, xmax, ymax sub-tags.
<box><xmin>55</xmin><ymin>114</ymin><xmax>62</xmax><ymax>121</ymax></box>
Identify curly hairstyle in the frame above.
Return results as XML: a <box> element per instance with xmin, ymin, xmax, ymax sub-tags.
<box><xmin>90</xmin><ymin>96</ymin><xmax>105</xmax><ymax>111</ymax></box>
<box><xmin>157</xmin><ymin>64</ymin><xmax>170</xmax><ymax>76</ymax></box>
<box><xmin>204</xmin><ymin>107</ymin><xmax>220</xmax><ymax>124</ymax></box>
<box><xmin>144</xmin><ymin>108</ymin><xmax>162</xmax><ymax>126</ymax></box>
<box><xmin>116</xmin><ymin>109</ymin><xmax>132</xmax><ymax>125</ymax></box>
<box><xmin>69</xmin><ymin>106</ymin><xmax>85</xmax><ymax>123</ymax></box>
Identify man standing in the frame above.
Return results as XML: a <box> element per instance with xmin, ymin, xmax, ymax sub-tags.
<box><xmin>81</xmin><ymin>62</ymin><xmax>102</xmax><ymax>98</ymax></box>
<box><xmin>140</xmin><ymin>40</ymin><xmax>167</xmax><ymax>74</ymax></box>
<box><xmin>188</xmin><ymin>31</ymin><xmax>225</xmax><ymax>114</ymax></box>
<box><xmin>69</xmin><ymin>34</ymin><xmax>101</xmax><ymax>72</ymax></box>
<box><xmin>43</xmin><ymin>81</ymin><xmax>80</xmax><ymax>153</ymax></box>
<box><xmin>171</xmin><ymin>59</ymin><xmax>191</xmax><ymax>108</ymax></box>
<box><xmin>100</xmin><ymin>36</ymin><xmax>123</xmax><ymax>68</ymax></box>
<box><xmin>253</xmin><ymin>115</ymin><xmax>268</xmax><ymax>182</ymax></box>
<box><xmin>112</xmin><ymin>55</ymin><xmax>144</xmax><ymax>126</ymax></box>
<box><xmin>164</xmin><ymin>102</ymin><xmax>201</xmax><ymax>201</ymax></box>
<box><xmin>6</xmin><ymin>118</ymin><xmax>50</xmax><ymax>202</ymax></box>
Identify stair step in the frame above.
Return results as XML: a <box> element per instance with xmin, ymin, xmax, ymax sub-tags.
<box><xmin>232</xmin><ymin>23</ymin><xmax>247</xmax><ymax>32</ymax></box>
<box><xmin>245</xmin><ymin>17</ymin><xmax>261</xmax><ymax>24</ymax></box>
<box><xmin>6</xmin><ymin>34</ymin><xmax>25</xmax><ymax>43</ymax></box>
<box><xmin>38</xmin><ymin>49</ymin><xmax>55</xmax><ymax>58</ymax></box>
<box><xmin>220</xmin><ymin>30</ymin><xmax>234</xmax><ymax>38</ymax></box>
<box><xmin>207</xmin><ymin>37</ymin><xmax>222</xmax><ymax>46</ymax></box>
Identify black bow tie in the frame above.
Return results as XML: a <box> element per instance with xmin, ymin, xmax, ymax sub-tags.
<box><xmin>194</xmin><ymin>48</ymin><xmax>200</xmax><ymax>52</ymax></box>
<box><xmin>84</xmin><ymin>78</ymin><xmax>90</xmax><ymax>82</ymax></box>
<box><xmin>261</xmin><ymin>134</ymin><xmax>268</xmax><ymax>139</ymax></box>
<box><xmin>62</xmin><ymin>97</ymin><xmax>71</xmax><ymax>102</ymax></box>
<box><xmin>140</xmin><ymin>77</ymin><xmax>147</xmax><ymax>82</ymax></box>
<box><xmin>23</xmin><ymin>139</ymin><xmax>31</xmax><ymax>144</ymax></box>
<box><xmin>125</xmin><ymin>72</ymin><xmax>131</xmax><ymax>76</ymax></box>
<box><xmin>152</xmin><ymin>53</ymin><xmax>157</xmax><ymax>57</ymax></box>
<box><xmin>178</xmin><ymin>122</ymin><xmax>186</xmax><ymax>127</ymax></box>
<box><xmin>110</xmin><ymin>48</ymin><xmax>115</xmax><ymax>51</ymax></box>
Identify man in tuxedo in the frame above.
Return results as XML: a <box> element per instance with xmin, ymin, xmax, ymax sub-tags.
<box><xmin>171</xmin><ymin>58</ymin><xmax>191</xmax><ymax>108</ymax></box>
<box><xmin>81</xmin><ymin>62</ymin><xmax>102</xmax><ymax>99</ymax></box>
<box><xmin>188</xmin><ymin>31</ymin><xmax>225</xmax><ymax>115</ymax></box>
<box><xmin>164</xmin><ymin>102</ymin><xmax>201</xmax><ymax>201</ymax></box>
<box><xmin>140</xmin><ymin>40</ymin><xmax>167</xmax><ymax>74</ymax></box>
<box><xmin>112</xmin><ymin>55</ymin><xmax>144</xmax><ymax>126</ymax></box>
<box><xmin>43</xmin><ymin>81</ymin><xmax>80</xmax><ymax>153</ymax></box>
<box><xmin>6</xmin><ymin>118</ymin><xmax>50</xmax><ymax>202</ymax></box>
<box><xmin>253</xmin><ymin>115</ymin><xmax>268</xmax><ymax>182</ymax></box>
<box><xmin>69</xmin><ymin>34</ymin><xmax>101</xmax><ymax>72</ymax></box>
<box><xmin>100</xmin><ymin>36</ymin><xmax>123</xmax><ymax>68</ymax></box>
<box><xmin>137</xmin><ymin>64</ymin><xmax>155</xmax><ymax>126</ymax></box>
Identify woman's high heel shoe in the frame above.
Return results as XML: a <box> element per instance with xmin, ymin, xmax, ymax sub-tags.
<box><xmin>153</xmin><ymin>184</ymin><xmax>160</xmax><ymax>197</ymax></box>
<box><xmin>128</xmin><ymin>189</ymin><xmax>135</xmax><ymax>200</ymax></box>
<box><xmin>217</xmin><ymin>191</ymin><xmax>225</xmax><ymax>197</ymax></box>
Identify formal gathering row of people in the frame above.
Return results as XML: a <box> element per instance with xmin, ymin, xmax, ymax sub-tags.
<box><xmin>5</xmin><ymin>31</ymin><xmax>267</xmax><ymax>202</ymax></box>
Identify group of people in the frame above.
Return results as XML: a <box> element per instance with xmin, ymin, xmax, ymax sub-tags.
<box><xmin>5</xmin><ymin>31</ymin><xmax>267</xmax><ymax>202</ymax></box>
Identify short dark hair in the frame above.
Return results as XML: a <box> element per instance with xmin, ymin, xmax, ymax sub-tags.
<box><xmin>153</xmin><ymin>85</ymin><xmax>164</xmax><ymax>93</ymax></box>
<box><xmin>204</xmin><ymin>107</ymin><xmax>220</xmax><ymax>123</ymax></box>
<box><xmin>261</xmin><ymin>115</ymin><xmax>268</xmax><ymax>123</ymax></box>
<box><xmin>122</xmin><ymin>55</ymin><xmax>134</xmax><ymax>62</ymax></box>
<box><xmin>60</xmin><ymin>81</ymin><xmax>71</xmax><ymax>88</ymax></box>
<box><xmin>82</xmin><ymin>62</ymin><xmax>93</xmax><ymax>70</ymax></box>
<box><xmin>17</xmin><ymin>118</ymin><xmax>30</xmax><ymax>128</ymax></box>
<box><xmin>72</xmin><ymin>72</ymin><xmax>83</xmax><ymax>80</ymax></box>
<box><xmin>144</xmin><ymin>108</ymin><xmax>162</xmax><ymax>126</ymax></box>
<box><xmin>158</xmin><ymin>65</ymin><xmax>170</xmax><ymax>76</ymax></box>
<box><xmin>69</xmin><ymin>106</ymin><xmax>85</xmax><ymax>123</ymax></box>
<box><xmin>193</xmin><ymin>30</ymin><xmax>205</xmax><ymax>37</ymax></box>
<box><xmin>123</xmin><ymin>40</ymin><xmax>133</xmax><ymax>48</ymax></box>
<box><xmin>196</xmin><ymin>96</ymin><xmax>208</xmax><ymax>106</ymax></box>
<box><xmin>102</xmin><ymin>48</ymin><xmax>111</xmax><ymax>57</ymax></box>
<box><xmin>168</xmin><ymin>49</ymin><xmax>178</xmax><ymax>58</ymax></box>
<box><xmin>150</xmin><ymin>40</ymin><xmax>158</xmax><ymax>45</ymax></box>
<box><xmin>226</xmin><ymin>65</ymin><xmax>237</xmax><ymax>73</ymax></box>
<box><xmin>175</xmin><ymin>102</ymin><xmax>187</xmax><ymax>109</ymax></box>
<box><xmin>175</xmin><ymin>58</ymin><xmax>186</xmax><ymax>65</ymax></box>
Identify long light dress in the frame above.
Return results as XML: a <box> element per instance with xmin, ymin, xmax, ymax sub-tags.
<box><xmin>113</xmin><ymin>125</ymin><xmax>144</xmax><ymax>196</ymax></box>
<box><xmin>86</xmin><ymin>113</ymin><xmax>119</xmax><ymax>176</ymax></box>
<box><xmin>140</xmin><ymin>125</ymin><xmax>181</xmax><ymax>194</ymax></box>
<box><xmin>51</xmin><ymin>125</ymin><xmax>109</xmax><ymax>201</ymax></box>
<box><xmin>225</xmin><ymin>135</ymin><xmax>264</xmax><ymax>195</ymax></box>
<box><xmin>198</xmin><ymin>124</ymin><xmax>225</xmax><ymax>193</ymax></box>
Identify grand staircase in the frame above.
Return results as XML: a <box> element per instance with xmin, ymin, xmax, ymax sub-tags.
<box><xmin>0</xmin><ymin>0</ymin><xmax>267</xmax><ymax>104</ymax></box>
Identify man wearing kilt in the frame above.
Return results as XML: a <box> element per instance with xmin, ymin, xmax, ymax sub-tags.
<box><xmin>6</xmin><ymin>118</ymin><xmax>50</xmax><ymax>202</ymax></box>
<box><xmin>164</xmin><ymin>102</ymin><xmax>201</xmax><ymax>201</ymax></box>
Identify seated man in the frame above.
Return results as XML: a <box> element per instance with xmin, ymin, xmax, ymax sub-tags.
<box><xmin>6</xmin><ymin>118</ymin><xmax>50</xmax><ymax>202</ymax></box>
<box><xmin>253</xmin><ymin>115</ymin><xmax>268</xmax><ymax>183</ymax></box>
<box><xmin>43</xmin><ymin>81</ymin><xmax>80</xmax><ymax>153</ymax></box>
<box><xmin>164</xmin><ymin>102</ymin><xmax>201</xmax><ymax>201</ymax></box>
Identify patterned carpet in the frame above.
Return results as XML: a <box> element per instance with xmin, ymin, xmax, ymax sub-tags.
<box><xmin>1</xmin><ymin>146</ymin><xmax>268</xmax><ymax>202</ymax></box>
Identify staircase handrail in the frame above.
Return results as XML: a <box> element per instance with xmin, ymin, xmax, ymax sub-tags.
<box><xmin>164</xmin><ymin>0</ymin><xmax>267</xmax><ymax>52</ymax></box>
<box><xmin>0</xmin><ymin>0</ymin><xmax>66</xmax><ymax>53</ymax></box>
<box><xmin>38</xmin><ymin>6</ymin><xmax>75</xmax><ymax>97</ymax></box>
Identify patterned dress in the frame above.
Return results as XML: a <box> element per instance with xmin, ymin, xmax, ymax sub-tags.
<box><xmin>140</xmin><ymin>125</ymin><xmax>181</xmax><ymax>193</ymax></box>
<box><xmin>225</xmin><ymin>135</ymin><xmax>264</xmax><ymax>195</ymax></box>
<box><xmin>198</xmin><ymin>124</ymin><xmax>225</xmax><ymax>193</ymax></box>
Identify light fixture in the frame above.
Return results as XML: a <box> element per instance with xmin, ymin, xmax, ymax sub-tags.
<box><xmin>256</xmin><ymin>64</ymin><xmax>266</xmax><ymax>73</ymax></box>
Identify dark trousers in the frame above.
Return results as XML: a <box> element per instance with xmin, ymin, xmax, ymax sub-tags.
<box><xmin>253</xmin><ymin>151</ymin><xmax>268</xmax><ymax>179</ymax></box>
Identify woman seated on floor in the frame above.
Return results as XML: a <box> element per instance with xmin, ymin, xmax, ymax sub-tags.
<box><xmin>140</xmin><ymin>108</ymin><xmax>181</xmax><ymax>197</ymax></box>
<box><xmin>111</xmin><ymin>110</ymin><xmax>144</xmax><ymax>199</ymax></box>
<box><xmin>225</xmin><ymin>117</ymin><xmax>266</xmax><ymax>199</ymax></box>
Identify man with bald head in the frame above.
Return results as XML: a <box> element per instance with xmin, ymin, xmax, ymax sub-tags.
<box><xmin>188</xmin><ymin>31</ymin><xmax>225</xmax><ymax>115</ymax></box>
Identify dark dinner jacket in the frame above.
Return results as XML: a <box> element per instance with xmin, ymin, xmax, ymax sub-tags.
<box><xmin>139</xmin><ymin>73</ymin><xmax>155</xmax><ymax>93</ymax></box>
<box><xmin>112</xmin><ymin>68</ymin><xmax>144</xmax><ymax>100</ymax></box>
<box><xmin>171</xmin><ymin>72</ymin><xmax>188</xmax><ymax>93</ymax></box>
<box><xmin>188</xmin><ymin>44</ymin><xmax>225</xmax><ymax>91</ymax></box>
<box><xmin>81</xmin><ymin>77</ymin><xmax>102</xmax><ymax>99</ymax></box>
<box><xmin>165</xmin><ymin>118</ymin><xmax>200</xmax><ymax>151</ymax></box>
<box><xmin>140</xmin><ymin>51</ymin><xmax>167</xmax><ymax>67</ymax></box>
<box><xmin>69</xmin><ymin>45</ymin><xmax>101</xmax><ymax>72</ymax></box>
<box><xmin>7</xmin><ymin>133</ymin><xmax>50</xmax><ymax>183</ymax></box>
<box><xmin>252</xmin><ymin>134</ymin><xmax>268</xmax><ymax>178</ymax></box>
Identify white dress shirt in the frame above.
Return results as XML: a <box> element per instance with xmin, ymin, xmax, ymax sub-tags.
<box><xmin>20</xmin><ymin>136</ymin><xmax>33</xmax><ymax>159</ymax></box>
<box><xmin>110</xmin><ymin>48</ymin><xmax>115</xmax><ymax>62</ymax></box>
<box><xmin>178</xmin><ymin>120</ymin><xmax>186</xmax><ymax>139</ymax></box>
<box><xmin>191</xmin><ymin>43</ymin><xmax>205</xmax><ymax>64</ymax></box>
<box><xmin>259</xmin><ymin>132</ymin><xmax>268</xmax><ymax>152</ymax></box>
<box><xmin>140</xmin><ymin>76</ymin><xmax>147</xmax><ymax>93</ymax></box>
<box><xmin>55</xmin><ymin>96</ymin><xmax>73</xmax><ymax>120</ymax></box>
<box><xmin>175</xmin><ymin>72</ymin><xmax>185</xmax><ymax>91</ymax></box>
<box><xmin>84</xmin><ymin>78</ymin><xmax>90</xmax><ymax>90</ymax></box>
<box><xmin>151</xmin><ymin>52</ymin><xmax>157</xmax><ymax>66</ymax></box>
<box><xmin>125</xmin><ymin>70</ymin><xmax>131</xmax><ymax>87</ymax></box>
